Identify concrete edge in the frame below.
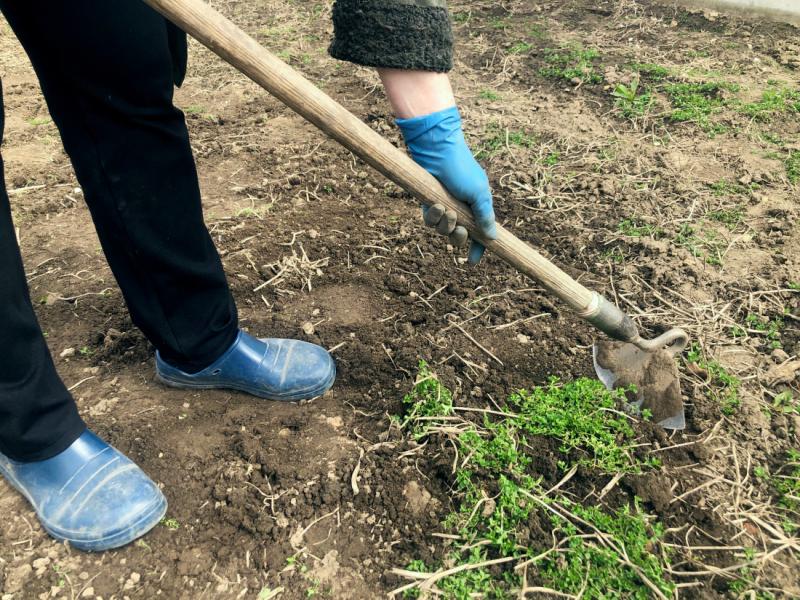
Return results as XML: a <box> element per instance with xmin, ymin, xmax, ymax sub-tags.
<box><xmin>654</xmin><ymin>0</ymin><xmax>800</xmax><ymax>25</ymax></box>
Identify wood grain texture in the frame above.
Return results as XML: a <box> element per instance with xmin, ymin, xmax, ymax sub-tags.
<box><xmin>143</xmin><ymin>0</ymin><xmax>598</xmax><ymax>314</ymax></box>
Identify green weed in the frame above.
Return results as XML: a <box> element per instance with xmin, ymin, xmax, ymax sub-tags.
<box><xmin>739</xmin><ymin>85</ymin><xmax>800</xmax><ymax>121</ymax></box>
<box><xmin>540</xmin><ymin>45</ymin><xmax>603</xmax><ymax>84</ymax></box>
<box><xmin>160</xmin><ymin>517</ymin><xmax>180</xmax><ymax>530</ymax></box>
<box><xmin>774</xmin><ymin>449</ymin><xmax>800</xmax><ymax>534</ymax></box>
<box><xmin>528</xmin><ymin>24</ymin><xmax>548</xmax><ymax>39</ymax></box>
<box><xmin>617</xmin><ymin>219</ymin><xmax>661</xmax><ymax>238</ymax></box>
<box><xmin>772</xmin><ymin>391</ymin><xmax>798</xmax><ymax>416</ymax></box>
<box><xmin>686</xmin><ymin>343</ymin><xmax>741</xmax><ymax>415</ymax></box>
<box><xmin>630</xmin><ymin>63</ymin><xmax>670</xmax><ymax>81</ymax></box>
<box><xmin>475</xmin><ymin>123</ymin><xmax>537</xmax><ymax>159</ymax></box>
<box><xmin>674</xmin><ymin>224</ymin><xmax>724</xmax><ymax>266</ymax></box>
<box><xmin>507</xmin><ymin>378</ymin><xmax>659</xmax><ymax>473</ymax></box>
<box><xmin>27</xmin><ymin>117</ymin><xmax>52</xmax><ymax>126</ymax></box>
<box><xmin>509</xmin><ymin>41</ymin><xmax>533</xmax><ymax>54</ymax></box>
<box><xmin>706</xmin><ymin>206</ymin><xmax>744</xmax><ymax>229</ymax></box>
<box><xmin>479</xmin><ymin>89</ymin><xmax>500</xmax><ymax>101</ymax></box>
<box><xmin>709</xmin><ymin>180</ymin><xmax>752</xmax><ymax>196</ymax></box>
<box><xmin>540</xmin><ymin>151</ymin><xmax>560</xmax><ymax>166</ymax></box>
<box><xmin>612</xmin><ymin>77</ymin><xmax>654</xmax><ymax>119</ymax></box>
<box><xmin>786</xmin><ymin>151</ymin><xmax>800</xmax><ymax>184</ymax></box>
<box><xmin>745</xmin><ymin>313</ymin><xmax>784</xmax><ymax>349</ymax></box>
<box><xmin>664</xmin><ymin>81</ymin><xmax>738</xmax><ymax>133</ymax></box>
<box><xmin>399</xmin><ymin>365</ymin><xmax>673</xmax><ymax>598</ymax></box>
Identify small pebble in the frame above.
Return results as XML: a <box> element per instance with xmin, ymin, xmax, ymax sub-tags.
<box><xmin>301</xmin><ymin>322</ymin><xmax>315</xmax><ymax>335</ymax></box>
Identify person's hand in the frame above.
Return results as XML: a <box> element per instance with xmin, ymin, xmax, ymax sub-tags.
<box><xmin>396</xmin><ymin>106</ymin><xmax>497</xmax><ymax>264</ymax></box>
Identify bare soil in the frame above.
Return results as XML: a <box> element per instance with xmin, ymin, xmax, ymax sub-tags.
<box><xmin>1</xmin><ymin>0</ymin><xmax>798</xmax><ymax>598</ymax></box>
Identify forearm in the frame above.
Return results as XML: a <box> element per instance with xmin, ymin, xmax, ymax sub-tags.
<box><xmin>378</xmin><ymin>69</ymin><xmax>455</xmax><ymax>119</ymax></box>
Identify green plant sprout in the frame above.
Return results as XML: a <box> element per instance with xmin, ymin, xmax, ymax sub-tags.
<box><xmin>612</xmin><ymin>77</ymin><xmax>653</xmax><ymax>119</ymax></box>
<box><xmin>686</xmin><ymin>343</ymin><xmax>741</xmax><ymax>414</ymax></box>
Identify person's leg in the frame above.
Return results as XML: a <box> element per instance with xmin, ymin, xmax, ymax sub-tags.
<box><xmin>0</xmin><ymin>79</ymin><xmax>86</xmax><ymax>462</ymax></box>
<box><xmin>0</xmin><ymin>0</ymin><xmax>238</xmax><ymax>373</ymax></box>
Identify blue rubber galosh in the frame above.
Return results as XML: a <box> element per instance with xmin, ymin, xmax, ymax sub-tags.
<box><xmin>0</xmin><ymin>430</ymin><xmax>167</xmax><ymax>551</ymax></box>
<box><xmin>155</xmin><ymin>330</ymin><xmax>336</xmax><ymax>402</ymax></box>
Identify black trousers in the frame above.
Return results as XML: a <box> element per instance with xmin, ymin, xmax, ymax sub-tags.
<box><xmin>0</xmin><ymin>1</ymin><xmax>239</xmax><ymax>462</ymax></box>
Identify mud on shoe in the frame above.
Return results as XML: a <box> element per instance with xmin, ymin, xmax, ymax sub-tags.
<box><xmin>0</xmin><ymin>430</ymin><xmax>167</xmax><ymax>552</ymax></box>
<box><xmin>155</xmin><ymin>330</ymin><xmax>336</xmax><ymax>402</ymax></box>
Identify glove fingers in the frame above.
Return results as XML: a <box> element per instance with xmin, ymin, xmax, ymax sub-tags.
<box><xmin>436</xmin><ymin>209</ymin><xmax>458</xmax><ymax>236</ymax></box>
<box><xmin>470</xmin><ymin>191</ymin><xmax>498</xmax><ymax>240</ymax></box>
<box><xmin>449</xmin><ymin>226</ymin><xmax>468</xmax><ymax>247</ymax></box>
<box><xmin>424</xmin><ymin>203</ymin><xmax>445</xmax><ymax>228</ymax></box>
<box><xmin>468</xmin><ymin>240</ymin><xmax>486</xmax><ymax>265</ymax></box>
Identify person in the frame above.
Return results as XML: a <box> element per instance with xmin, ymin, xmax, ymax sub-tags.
<box><xmin>0</xmin><ymin>0</ymin><xmax>496</xmax><ymax>551</ymax></box>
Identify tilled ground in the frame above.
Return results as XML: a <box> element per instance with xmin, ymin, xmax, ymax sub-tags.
<box><xmin>0</xmin><ymin>0</ymin><xmax>798</xmax><ymax>598</ymax></box>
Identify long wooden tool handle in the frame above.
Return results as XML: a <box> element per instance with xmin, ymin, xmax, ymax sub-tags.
<box><xmin>143</xmin><ymin>0</ymin><xmax>641</xmax><ymax>343</ymax></box>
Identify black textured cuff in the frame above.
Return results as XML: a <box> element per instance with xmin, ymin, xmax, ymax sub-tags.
<box><xmin>329</xmin><ymin>0</ymin><xmax>453</xmax><ymax>73</ymax></box>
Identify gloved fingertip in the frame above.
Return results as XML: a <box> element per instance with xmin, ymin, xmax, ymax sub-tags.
<box><xmin>468</xmin><ymin>241</ymin><xmax>486</xmax><ymax>265</ymax></box>
<box><xmin>480</xmin><ymin>219</ymin><xmax>499</xmax><ymax>240</ymax></box>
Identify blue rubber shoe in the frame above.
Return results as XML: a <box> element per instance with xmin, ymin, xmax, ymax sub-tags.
<box><xmin>155</xmin><ymin>330</ymin><xmax>336</xmax><ymax>402</ymax></box>
<box><xmin>0</xmin><ymin>430</ymin><xmax>167</xmax><ymax>552</ymax></box>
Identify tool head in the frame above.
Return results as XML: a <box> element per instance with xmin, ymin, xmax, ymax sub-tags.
<box><xmin>593</xmin><ymin>337</ymin><xmax>686</xmax><ymax>430</ymax></box>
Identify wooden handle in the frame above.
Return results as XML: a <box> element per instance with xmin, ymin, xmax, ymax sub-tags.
<box><xmin>143</xmin><ymin>0</ymin><xmax>597</xmax><ymax>315</ymax></box>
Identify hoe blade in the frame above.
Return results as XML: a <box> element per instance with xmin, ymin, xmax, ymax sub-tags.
<box><xmin>592</xmin><ymin>340</ymin><xmax>686</xmax><ymax>430</ymax></box>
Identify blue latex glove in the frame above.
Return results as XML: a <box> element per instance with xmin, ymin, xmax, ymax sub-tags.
<box><xmin>397</xmin><ymin>106</ymin><xmax>497</xmax><ymax>264</ymax></box>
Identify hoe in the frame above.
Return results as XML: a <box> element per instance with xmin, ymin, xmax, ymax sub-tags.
<box><xmin>143</xmin><ymin>0</ymin><xmax>690</xmax><ymax>429</ymax></box>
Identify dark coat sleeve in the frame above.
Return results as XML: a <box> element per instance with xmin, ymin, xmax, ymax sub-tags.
<box><xmin>328</xmin><ymin>0</ymin><xmax>453</xmax><ymax>73</ymax></box>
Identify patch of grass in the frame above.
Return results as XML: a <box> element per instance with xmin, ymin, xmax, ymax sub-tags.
<box><xmin>706</xmin><ymin>205</ymin><xmax>744</xmax><ymax>229</ymax></box>
<box><xmin>709</xmin><ymin>180</ymin><xmax>750</xmax><ymax>196</ymax></box>
<box><xmin>399</xmin><ymin>364</ymin><xmax>673</xmax><ymax>598</ymax></box>
<box><xmin>509</xmin><ymin>41</ymin><xmax>533</xmax><ymax>54</ymax></box>
<box><xmin>528</xmin><ymin>23</ymin><xmax>548</xmax><ymax>39</ymax></box>
<box><xmin>601</xmin><ymin>246</ymin><xmax>626</xmax><ymax>264</ymax></box>
<box><xmin>745</xmin><ymin>313</ymin><xmax>784</xmax><ymax>349</ymax></box>
<box><xmin>475</xmin><ymin>122</ymin><xmax>537</xmax><ymax>159</ymax></box>
<box><xmin>612</xmin><ymin>77</ymin><xmax>654</xmax><ymax>119</ymax></box>
<box><xmin>505</xmin><ymin>378</ymin><xmax>660</xmax><ymax>474</ymax></box>
<box><xmin>686</xmin><ymin>343</ymin><xmax>741</xmax><ymax>415</ymax></box>
<box><xmin>27</xmin><ymin>117</ymin><xmax>52</xmax><ymax>126</ymax></box>
<box><xmin>664</xmin><ymin>81</ymin><xmax>738</xmax><ymax>133</ymax></box>
<box><xmin>540</xmin><ymin>45</ymin><xmax>603</xmax><ymax>84</ymax></box>
<box><xmin>739</xmin><ymin>85</ymin><xmax>800</xmax><ymax>121</ymax></box>
<box><xmin>674</xmin><ymin>223</ymin><xmax>725</xmax><ymax>266</ymax></box>
<box><xmin>774</xmin><ymin>449</ymin><xmax>800</xmax><ymax>534</ymax></box>
<box><xmin>617</xmin><ymin>219</ymin><xmax>661</xmax><ymax>238</ymax></box>
<box><xmin>452</xmin><ymin>10</ymin><xmax>471</xmax><ymax>24</ymax></box>
<box><xmin>630</xmin><ymin>63</ymin><xmax>670</xmax><ymax>81</ymax></box>
<box><xmin>786</xmin><ymin>151</ymin><xmax>800</xmax><ymax>184</ymax></box>
<box><xmin>540</xmin><ymin>151</ymin><xmax>560</xmax><ymax>166</ymax></box>
<box><xmin>479</xmin><ymin>89</ymin><xmax>500</xmax><ymax>101</ymax></box>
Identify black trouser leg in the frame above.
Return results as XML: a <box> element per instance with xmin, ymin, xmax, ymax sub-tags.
<box><xmin>0</xmin><ymin>1</ymin><xmax>238</xmax><ymax>460</ymax></box>
<box><xmin>0</xmin><ymin>82</ymin><xmax>87</xmax><ymax>462</ymax></box>
<box><xmin>1</xmin><ymin>0</ymin><xmax>238</xmax><ymax>372</ymax></box>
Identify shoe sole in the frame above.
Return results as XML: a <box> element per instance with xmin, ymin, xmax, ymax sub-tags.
<box><xmin>154</xmin><ymin>364</ymin><xmax>336</xmax><ymax>403</ymax></box>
